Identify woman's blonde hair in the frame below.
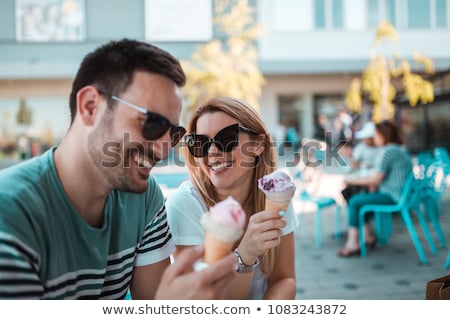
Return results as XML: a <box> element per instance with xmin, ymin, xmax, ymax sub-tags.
<box><xmin>184</xmin><ymin>97</ymin><xmax>279</xmax><ymax>274</ymax></box>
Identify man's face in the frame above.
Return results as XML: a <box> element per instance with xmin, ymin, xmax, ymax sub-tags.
<box><xmin>88</xmin><ymin>71</ymin><xmax>183</xmax><ymax>193</ymax></box>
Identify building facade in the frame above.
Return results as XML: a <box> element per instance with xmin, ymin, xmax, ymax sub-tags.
<box><xmin>1</xmin><ymin>0</ymin><xmax>449</xmax><ymax>157</ymax></box>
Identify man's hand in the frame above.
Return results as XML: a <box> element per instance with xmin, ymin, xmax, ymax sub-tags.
<box><xmin>155</xmin><ymin>246</ymin><xmax>236</xmax><ymax>300</ymax></box>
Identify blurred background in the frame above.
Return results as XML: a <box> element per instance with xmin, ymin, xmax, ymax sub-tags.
<box><xmin>0</xmin><ymin>0</ymin><xmax>449</xmax><ymax>168</ymax></box>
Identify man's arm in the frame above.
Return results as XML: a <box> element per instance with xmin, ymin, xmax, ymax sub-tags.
<box><xmin>130</xmin><ymin>258</ymin><xmax>171</xmax><ymax>299</ymax></box>
<box><xmin>0</xmin><ymin>233</ymin><xmax>44</xmax><ymax>299</ymax></box>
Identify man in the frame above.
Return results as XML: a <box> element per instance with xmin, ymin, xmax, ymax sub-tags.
<box><xmin>0</xmin><ymin>39</ymin><xmax>235</xmax><ymax>299</ymax></box>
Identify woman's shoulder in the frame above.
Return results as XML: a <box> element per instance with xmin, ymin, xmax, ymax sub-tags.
<box><xmin>166</xmin><ymin>180</ymin><xmax>207</xmax><ymax>210</ymax></box>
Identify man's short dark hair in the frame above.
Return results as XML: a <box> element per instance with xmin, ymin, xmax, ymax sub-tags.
<box><xmin>69</xmin><ymin>39</ymin><xmax>186</xmax><ymax>123</ymax></box>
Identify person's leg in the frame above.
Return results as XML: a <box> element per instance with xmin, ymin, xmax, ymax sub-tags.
<box><xmin>339</xmin><ymin>192</ymin><xmax>395</xmax><ymax>256</ymax></box>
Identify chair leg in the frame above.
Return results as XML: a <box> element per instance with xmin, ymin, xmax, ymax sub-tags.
<box><xmin>414</xmin><ymin>205</ymin><xmax>438</xmax><ymax>255</ymax></box>
<box><xmin>424</xmin><ymin>201</ymin><xmax>447</xmax><ymax>249</ymax></box>
<box><xmin>315</xmin><ymin>208</ymin><xmax>322</xmax><ymax>248</ymax></box>
<box><xmin>359</xmin><ymin>217</ymin><xmax>367</xmax><ymax>257</ymax></box>
<box><xmin>335</xmin><ymin>206</ymin><xmax>342</xmax><ymax>239</ymax></box>
<box><xmin>445</xmin><ymin>251</ymin><xmax>450</xmax><ymax>269</ymax></box>
<box><xmin>401</xmin><ymin>208</ymin><xmax>428</xmax><ymax>265</ymax></box>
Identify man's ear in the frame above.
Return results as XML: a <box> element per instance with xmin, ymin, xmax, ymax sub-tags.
<box><xmin>76</xmin><ymin>86</ymin><xmax>103</xmax><ymax>126</ymax></box>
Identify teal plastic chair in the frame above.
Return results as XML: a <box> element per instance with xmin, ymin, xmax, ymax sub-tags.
<box><xmin>445</xmin><ymin>251</ymin><xmax>450</xmax><ymax>269</ymax></box>
<box><xmin>295</xmin><ymin>171</ymin><xmax>342</xmax><ymax>248</ymax></box>
<box><xmin>433</xmin><ymin>147</ymin><xmax>450</xmax><ymax>166</ymax></box>
<box><xmin>358</xmin><ymin>173</ymin><xmax>437</xmax><ymax>265</ymax></box>
<box><xmin>418</xmin><ymin>160</ymin><xmax>447</xmax><ymax>249</ymax></box>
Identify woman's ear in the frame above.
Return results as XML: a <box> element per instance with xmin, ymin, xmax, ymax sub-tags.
<box><xmin>254</xmin><ymin>133</ymin><xmax>266</xmax><ymax>156</ymax></box>
<box><xmin>76</xmin><ymin>86</ymin><xmax>103</xmax><ymax>126</ymax></box>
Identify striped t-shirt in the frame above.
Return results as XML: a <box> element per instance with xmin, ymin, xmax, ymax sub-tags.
<box><xmin>0</xmin><ymin>148</ymin><xmax>174</xmax><ymax>299</ymax></box>
<box><xmin>375</xmin><ymin>144</ymin><xmax>412</xmax><ymax>201</ymax></box>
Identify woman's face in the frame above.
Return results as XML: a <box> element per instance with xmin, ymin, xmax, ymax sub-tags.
<box><xmin>194</xmin><ymin>111</ymin><xmax>260</xmax><ymax>196</ymax></box>
<box><xmin>373</xmin><ymin>129</ymin><xmax>385</xmax><ymax>147</ymax></box>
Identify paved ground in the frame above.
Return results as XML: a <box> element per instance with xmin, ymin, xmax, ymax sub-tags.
<box><xmin>293</xmin><ymin>189</ymin><xmax>450</xmax><ymax>300</ymax></box>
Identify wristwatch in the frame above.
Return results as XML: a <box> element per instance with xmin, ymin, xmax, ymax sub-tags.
<box><xmin>233</xmin><ymin>249</ymin><xmax>260</xmax><ymax>273</ymax></box>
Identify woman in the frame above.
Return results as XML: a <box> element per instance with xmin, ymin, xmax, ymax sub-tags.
<box><xmin>166</xmin><ymin>97</ymin><xmax>296</xmax><ymax>299</ymax></box>
<box><xmin>338</xmin><ymin>120</ymin><xmax>412</xmax><ymax>257</ymax></box>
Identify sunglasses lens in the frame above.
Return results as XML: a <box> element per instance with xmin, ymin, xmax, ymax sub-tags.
<box><xmin>185</xmin><ymin>135</ymin><xmax>209</xmax><ymax>157</ymax></box>
<box><xmin>142</xmin><ymin>113</ymin><xmax>170</xmax><ymax>140</ymax></box>
<box><xmin>215</xmin><ymin>126</ymin><xmax>239</xmax><ymax>152</ymax></box>
<box><xmin>170</xmin><ymin>127</ymin><xmax>186</xmax><ymax>147</ymax></box>
<box><xmin>185</xmin><ymin>124</ymin><xmax>240</xmax><ymax>157</ymax></box>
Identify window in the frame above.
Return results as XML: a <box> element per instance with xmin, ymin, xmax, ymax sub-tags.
<box><xmin>367</xmin><ymin>0</ymin><xmax>397</xmax><ymax>28</ymax></box>
<box><xmin>368</xmin><ymin>0</ymin><xmax>448</xmax><ymax>29</ymax></box>
<box><xmin>436</xmin><ymin>0</ymin><xmax>448</xmax><ymax>27</ymax></box>
<box><xmin>315</xmin><ymin>0</ymin><xmax>326</xmax><ymax>28</ymax></box>
<box><xmin>314</xmin><ymin>0</ymin><xmax>343</xmax><ymax>29</ymax></box>
<box><xmin>408</xmin><ymin>0</ymin><xmax>431</xmax><ymax>28</ymax></box>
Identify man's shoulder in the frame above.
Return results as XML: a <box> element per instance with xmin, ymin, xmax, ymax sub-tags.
<box><xmin>0</xmin><ymin>153</ymin><xmax>51</xmax><ymax>193</ymax></box>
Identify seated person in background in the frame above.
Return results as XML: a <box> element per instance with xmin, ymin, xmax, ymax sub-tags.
<box><xmin>341</xmin><ymin>121</ymin><xmax>381</xmax><ymax>203</ymax></box>
<box><xmin>337</xmin><ymin>120</ymin><xmax>412</xmax><ymax>257</ymax></box>
<box><xmin>166</xmin><ymin>97</ymin><xmax>297</xmax><ymax>299</ymax></box>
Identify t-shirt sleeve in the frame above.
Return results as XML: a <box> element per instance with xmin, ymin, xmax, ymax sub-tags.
<box><xmin>134</xmin><ymin>178</ymin><xmax>175</xmax><ymax>267</ymax></box>
<box><xmin>165</xmin><ymin>183</ymin><xmax>206</xmax><ymax>246</ymax></box>
<box><xmin>0</xmin><ymin>192</ymin><xmax>44</xmax><ymax>298</ymax></box>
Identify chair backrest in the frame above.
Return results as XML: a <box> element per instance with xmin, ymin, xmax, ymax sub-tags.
<box><xmin>422</xmin><ymin>160</ymin><xmax>447</xmax><ymax>199</ymax></box>
<box><xmin>398</xmin><ymin>172</ymin><xmax>422</xmax><ymax>209</ymax></box>
<box><xmin>434</xmin><ymin>147</ymin><xmax>450</xmax><ymax>166</ymax></box>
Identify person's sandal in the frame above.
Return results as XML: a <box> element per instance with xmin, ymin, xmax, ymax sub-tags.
<box><xmin>366</xmin><ymin>238</ymin><xmax>377</xmax><ymax>250</ymax></box>
<box><xmin>337</xmin><ymin>247</ymin><xmax>361</xmax><ymax>257</ymax></box>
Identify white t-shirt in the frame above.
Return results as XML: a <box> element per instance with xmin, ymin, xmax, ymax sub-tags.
<box><xmin>352</xmin><ymin>142</ymin><xmax>381</xmax><ymax>169</ymax></box>
<box><xmin>166</xmin><ymin>180</ymin><xmax>296</xmax><ymax>299</ymax></box>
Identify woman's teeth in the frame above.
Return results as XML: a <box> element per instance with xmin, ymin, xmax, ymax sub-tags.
<box><xmin>211</xmin><ymin>162</ymin><xmax>231</xmax><ymax>170</ymax></box>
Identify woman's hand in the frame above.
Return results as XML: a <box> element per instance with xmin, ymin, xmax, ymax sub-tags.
<box><xmin>236</xmin><ymin>210</ymin><xmax>286</xmax><ymax>265</ymax></box>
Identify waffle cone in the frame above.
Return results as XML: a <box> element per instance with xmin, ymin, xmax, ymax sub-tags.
<box><xmin>265</xmin><ymin>198</ymin><xmax>290</xmax><ymax>212</ymax></box>
<box><xmin>203</xmin><ymin>232</ymin><xmax>234</xmax><ymax>264</ymax></box>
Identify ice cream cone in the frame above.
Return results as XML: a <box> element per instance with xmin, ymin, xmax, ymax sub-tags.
<box><xmin>265</xmin><ymin>198</ymin><xmax>290</xmax><ymax>212</ymax></box>
<box><xmin>200</xmin><ymin>196</ymin><xmax>246</xmax><ymax>265</ymax></box>
<box><xmin>264</xmin><ymin>188</ymin><xmax>295</xmax><ymax>211</ymax></box>
<box><xmin>259</xmin><ymin>170</ymin><xmax>296</xmax><ymax>212</ymax></box>
<box><xmin>203</xmin><ymin>232</ymin><xmax>235</xmax><ymax>264</ymax></box>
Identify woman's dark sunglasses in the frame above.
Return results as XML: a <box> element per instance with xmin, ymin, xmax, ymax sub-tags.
<box><xmin>184</xmin><ymin>123</ymin><xmax>258</xmax><ymax>158</ymax></box>
<box><xmin>111</xmin><ymin>96</ymin><xmax>186</xmax><ymax>147</ymax></box>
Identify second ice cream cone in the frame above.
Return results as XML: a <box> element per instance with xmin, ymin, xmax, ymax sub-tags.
<box><xmin>203</xmin><ymin>232</ymin><xmax>235</xmax><ymax>264</ymax></box>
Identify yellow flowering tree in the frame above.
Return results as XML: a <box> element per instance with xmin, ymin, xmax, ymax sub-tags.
<box><xmin>346</xmin><ymin>21</ymin><xmax>435</xmax><ymax>122</ymax></box>
<box><xmin>181</xmin><ymin>0</ymin><xmax>265</xmax><ymax>113</ymax></box>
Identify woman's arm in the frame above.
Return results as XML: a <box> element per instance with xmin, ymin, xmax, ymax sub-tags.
<box><xmin>264</xmin><ymin>233</ymin><xmax>296</xmax><ymax>299</ymax></box>
<box><xmin>344</xmin><ymin>171</ymin><xmax>384</xmax><ymax>190</ymax></box>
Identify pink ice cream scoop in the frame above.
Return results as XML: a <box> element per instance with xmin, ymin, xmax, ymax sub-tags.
<box><xmin>200</xmin><ymin>196</ymin><xmax>246</xmax><ymax>264</ymax></box>
<box><xmin>258</xmin><ymin>170</ymin><xmax>296</xmax><ymax>193</ymax></box>
<box><xmin>208</xmin><ymin>196</ymin><xmax>246</xmax><ymax>228</ymax></box>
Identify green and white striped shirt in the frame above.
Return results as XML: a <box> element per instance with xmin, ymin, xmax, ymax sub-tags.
<box><xmin>375</xmin><ymin>144</ymin><xmax>412</xmax><ymax>202</ymax></box>
<box><xmin>0</xmin><ymin>148</ymin><xmax>174</xmax><ymax>299</ymax></box>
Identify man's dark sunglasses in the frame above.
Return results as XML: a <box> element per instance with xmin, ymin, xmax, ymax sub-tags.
<box><xmin>184</xmin><ymin>123</ymin><xmax>258</xmax><ymax>158</ymax></box>
<box><xmin>111</xmin><ymin>96</ymin><xmax>186</xmax><ymax>147</ymax></box>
